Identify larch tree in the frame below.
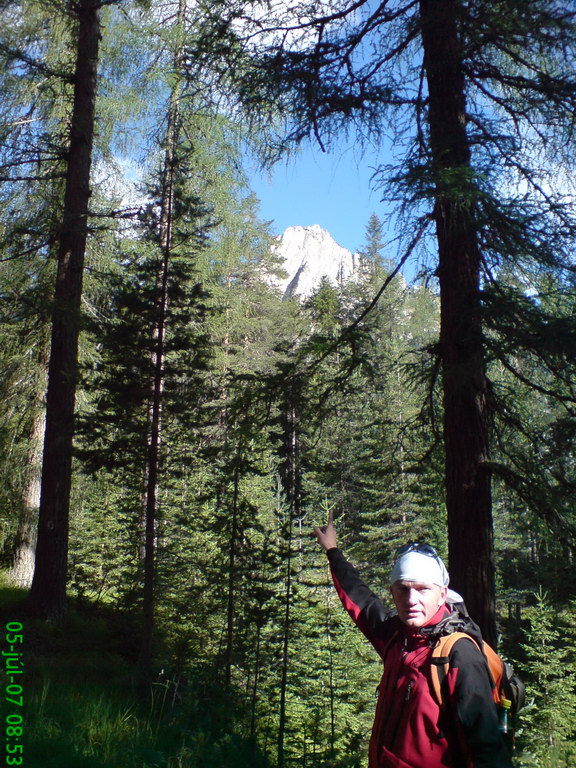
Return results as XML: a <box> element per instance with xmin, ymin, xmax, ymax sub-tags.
<box><xmin>419</xmin><ymin>0</ymin><xmax>494</xmax><ymax>641</ymax></box>
<box><xmin>0</xmin><ymin>0</ymin><xmax>72</xmax><ymax>588</ymax></box>
<box><xmin>28</xmin><ymin>0</ymin><xmax>103</xmax><ymax>620</ymax></box>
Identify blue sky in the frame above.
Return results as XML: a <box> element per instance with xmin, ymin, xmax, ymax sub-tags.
<box><xmin>249</xmin><ymin>141</ymin><xmax>390</xmax><ymax>254</ymax></box>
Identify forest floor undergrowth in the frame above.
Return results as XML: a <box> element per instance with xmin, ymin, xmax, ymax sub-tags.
<box><xmin>0</xmin><ymin>578</ymin><xmax>271</xmax><ymax>768</ymax></box>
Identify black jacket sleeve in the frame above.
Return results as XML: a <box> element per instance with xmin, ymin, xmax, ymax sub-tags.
<box><xmin>449</xmin><ymin>638</ymin><xmax>514</xmax><ymax>768</ymax></box>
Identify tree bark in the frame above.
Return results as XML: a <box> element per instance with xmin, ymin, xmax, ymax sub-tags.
<box><xmin>250</xmin><ymin>622</ymin><xmax>262</xmax><ymax>742</ymax></box>
<box><xmin>9</xmin><ymin>399</ymin><xmax>45</xmax><ymax>588</ymax></box>
<box><xmin>9</xmin><ymin>335</ymin><xmax>49</xmax><ymax>587</ymax></box>
<box><xmin>28</xmin><ymin>0</ymin><xmax>100</xmax><ymax>620</ymax></box>
<box><xmin>8</xmin><ymin>408</ymin><xmax>46</xmax><ymax>589</ymax></box>
<box><xmin>277</xmin><ymin>493</ymin><xmax>293</xmax><ymax>768</ymax></box>
<box><xmin>277</xmin><ymin>395</ymin><xmax>301</xmax><ymax>768</ymax></box>
<box><xmin>139</xmin><ymin>0</ymin><xmax>187</xmax><ymax>681</ymax></box>
<box><xmin>139</xmin><ymin>84</ymin><xmax>174</xmax><ymax>683</ymax></box>
<box><xmin>224</xmin><ymin>459</ymin><xmax>241</xmax><ymax>690</ymax></box>
<box><xmin>419</xmin><ymin>0</ymin><xmax>496</xmax><ymax>645</ymax></box>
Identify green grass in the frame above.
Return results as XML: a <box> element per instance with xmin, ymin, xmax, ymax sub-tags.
<box><xmin>29</xmin><ymin>682</ymin><xmax>163</xmax><ymax>767</ymax></box>
<box><xmin>0</xmin><ymin>579</ymin><xmax>271</xmax><ymax>768</ymax></box>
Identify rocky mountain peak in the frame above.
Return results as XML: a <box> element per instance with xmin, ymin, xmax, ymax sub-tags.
<box><xmin>272</xmin><ymin>225</ymin><xmax>357</xmax><ymax>299</ymax></box>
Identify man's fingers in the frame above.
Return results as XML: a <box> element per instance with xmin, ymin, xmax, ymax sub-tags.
<box><xmin>327</xmin><ymin>507</ymin><xmax>334</xmax><ymax>527</ymax></box>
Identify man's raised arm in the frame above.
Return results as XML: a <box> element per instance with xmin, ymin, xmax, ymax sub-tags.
<box><xmin>312</xmin><ymin>509</ymin><xmax>394</xmax><ymax>655</ymax></box>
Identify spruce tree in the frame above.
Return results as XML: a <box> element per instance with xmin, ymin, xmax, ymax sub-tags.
<box><xmin>519</xmin><ymin>591</ymin><xmax>576</xmax><ymax>767</ymax></box>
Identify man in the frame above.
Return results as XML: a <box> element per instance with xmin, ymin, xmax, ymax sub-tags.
<box><xmin>313</xmin><ymin>510</ymin><xmax>513</xmax><ymax>768</ymax></box>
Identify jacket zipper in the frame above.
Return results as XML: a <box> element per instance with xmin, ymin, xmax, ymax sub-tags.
<box><xmin>389</xmin><ymin>678</ymin><xmax>414</xmax><ymax>750</ymax></box>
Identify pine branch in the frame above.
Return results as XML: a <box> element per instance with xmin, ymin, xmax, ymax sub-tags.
<box><xmin>0</xmin><ymin>173</ymin><xmax>66</xmax><ymax>182</ymax></box>
<box><xmin>496</xmin><ymin>356</ymin><xmax>575</xmax><ymax>414</ymax></box>
<box><xmin>0</xmin><ymin>240</ymin><xmax>51</xmax><ymax>263</ymax></box>
<box><xmin>0</xmin><ymin>43</ymin><xmax>74</xmax><ymax>83</ymax></box>
<box><xmin>485</xmin><ymin>460</ymin><xmax>576</xmax><ymax>542</ymax></box>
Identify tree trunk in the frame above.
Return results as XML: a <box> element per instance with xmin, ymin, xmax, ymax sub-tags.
<box><xmin>277</xmin><ymin>397</ymin><xmax>301</xmax><ymax>768</ymax></box>
<box><xmin>419</xmin><ymin>0</ymin><xmax>496</xmax><ymax>645</ymax></box>
<box><xmin>9</xmin><ymin>407</ymin><xmax>44</xmax><ymax>587</ymax></box>
<box><xmin>326</xmin><ymin>607</ymin><xmax>336</xmax><ymax>760</ymax></box>
<box><xmin>139</xmin><ymin>0</ymin><xmax>187</xmax><ymax>681</ymax></box>
<box><xmin>28</xmin><ymin>0</ymin><xmax>100</xmax><ymax>620</ymax></box>
<box><xmin>9</xmin><ymin>337</ymin><xmax>49</xmax><ymax>587</ymax></box>
<box><xmin>224</xmin><ymin>459</ymin><xmax>241</xmax><ymax>690</ymax></box>
<box><xmin>139</xmin><ymin>95</ymin><xmax>174</xmax><ymax>683</ymax></box>
<box><xmin>250</xmin><ymin>622</ymin><xmax>262</xmax><ymax>742</ymax></box>
<box><xmin>277</xmin><ymin>494</ymin><xmax>293</xmax><ymax>768</ymax></box>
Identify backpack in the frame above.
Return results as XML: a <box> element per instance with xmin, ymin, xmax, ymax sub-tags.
<box><xmin>426</xmin><ymin>612</ymin><xmax>526</xmax><ymax>751</ymax></box>
<box><xmin>430</xmin><ymin>632</ymin><xmax>525</xmax><ymax>713</ymax></box>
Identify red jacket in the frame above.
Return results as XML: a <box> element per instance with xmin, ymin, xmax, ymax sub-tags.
<box><xmin>327</xmin><ymin>548</ymin><xmax>514</xmax><ymax>768</ymax></box>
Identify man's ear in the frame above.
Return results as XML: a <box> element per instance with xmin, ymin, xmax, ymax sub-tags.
<box><xmin>438</xmin><ymin>586</ymin><xmax>448</xmax><ymax>606</ymax></box>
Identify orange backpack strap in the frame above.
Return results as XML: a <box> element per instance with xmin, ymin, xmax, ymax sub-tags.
<box><xmin>481</xmin><ymin>642</ymin><xmax>505</xmax><ymax>705</ymax></box>
<box><xmin>430</xmin><ymin>632</ymin><xmax>485</xmax><ymax>707</ymax></box>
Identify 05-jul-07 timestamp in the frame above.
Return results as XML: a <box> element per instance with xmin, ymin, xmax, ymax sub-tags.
<box><xmin>3</xmin><ymin>621</ymin><xmax>24</xmax><ymax>768</ymax></box>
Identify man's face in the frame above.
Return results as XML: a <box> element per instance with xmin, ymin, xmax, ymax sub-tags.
<box><xmin>390</xmin><ymin>580</ymin><xmax>447</xmax><ymax>628</ymax></box>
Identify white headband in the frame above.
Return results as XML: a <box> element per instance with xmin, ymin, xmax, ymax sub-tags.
<box><xmin>390</xmin><ymin>551</ymin><xmax>449</xmax><ymax>587</ymax></box>
<box><xmin>390</xmin><ymin>550</ymin><xmax>463</xmax><ymax>604</ymax></box>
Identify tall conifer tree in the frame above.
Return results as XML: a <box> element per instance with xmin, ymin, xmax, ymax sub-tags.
<box><xmin>29</xmin><ymin>0</ymin><xmax>102</xmax><ymax>620</ymax></box>
<box><xmin>0</xmin><ymin>0</ymin><xmax>73</xmax><ymax>588</ymax></box>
